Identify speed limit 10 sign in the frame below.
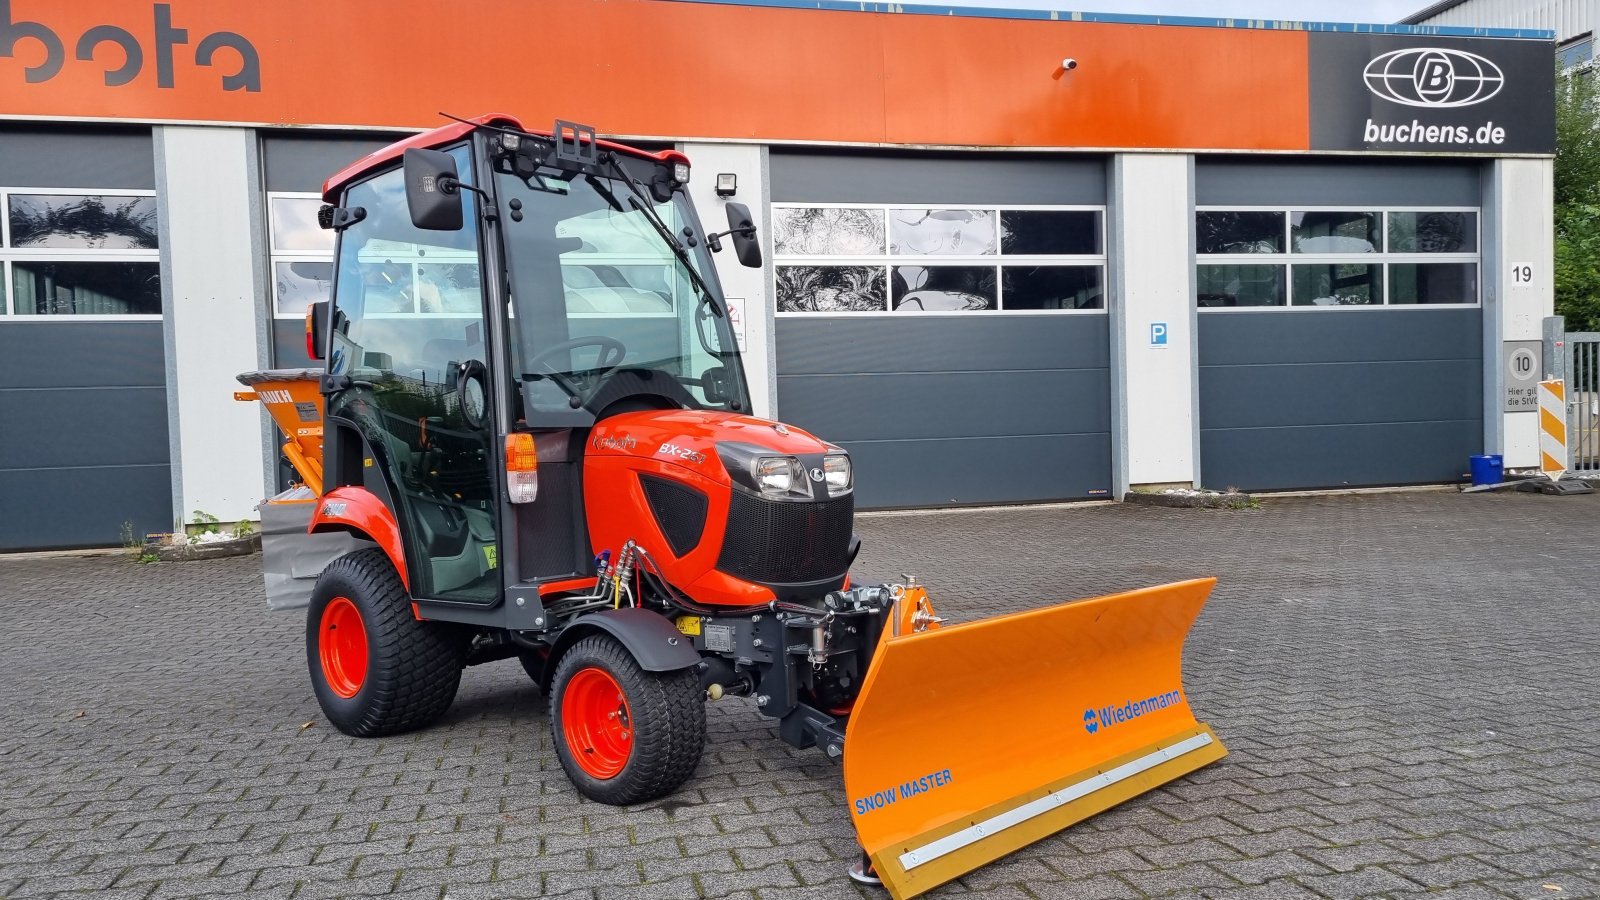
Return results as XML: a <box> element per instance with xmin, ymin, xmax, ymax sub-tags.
<box><xmin>1504</xmin><ymin>340</ymin><xmax>1541</xmax><ymax>412</ymax></box>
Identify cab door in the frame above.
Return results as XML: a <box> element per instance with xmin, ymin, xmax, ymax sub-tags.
<box><xmin>326</xmin><ymin>145</ymin><xmax>499</xmax><ymax>602</ymax></box>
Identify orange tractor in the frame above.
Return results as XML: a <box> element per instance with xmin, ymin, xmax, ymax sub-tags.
<box><xmin>240</xmin><ymin>115</ymin><xmax>1226</xmax><ymax>898</ymax></box>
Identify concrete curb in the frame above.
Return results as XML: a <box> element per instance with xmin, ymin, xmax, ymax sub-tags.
<box><xmin>142</xmin><ymin>534</ymin><xmax>262</xmax><ymax>561</ymax></box>
<box><xmin>1124</xmin><ymin>490</ymin><xmax>1255</xmax><ymax>510</ymax></box>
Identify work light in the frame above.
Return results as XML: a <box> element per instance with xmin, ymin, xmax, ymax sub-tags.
<box><xmin>754</xmin><ymin>456</ymin><xmax>804</xmax><ymax>498</ymax></box>
<box><xmin>823</xmin><ymin>454</ymin><xmax>853</xmax><ymax>497</ymax></box>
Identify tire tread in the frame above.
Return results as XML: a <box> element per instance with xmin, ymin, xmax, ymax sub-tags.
<box><xmin>308</xmin><ymin>548</ymin><xmax>465</xmax><ymax>737</ymax></box>
<box><xmin>550</xmin><ymin>635</ymin><xmax>705</xmax><ymax>805</ymax></box>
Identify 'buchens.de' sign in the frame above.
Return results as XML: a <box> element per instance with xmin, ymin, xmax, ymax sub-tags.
<box><xmin>1309</xmin><ymin>33</ymin><xmax>1555</xmax><ymax>156</ymax></box>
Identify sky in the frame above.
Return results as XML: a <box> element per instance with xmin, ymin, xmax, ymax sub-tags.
<box><xmin>895</xmin><ymin>0</ymin><xmax>1436</xmax><ymax>25</ymax></box>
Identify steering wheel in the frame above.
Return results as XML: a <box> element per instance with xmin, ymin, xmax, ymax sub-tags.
<box><xmin>523</xmin><ymin>335</ymin><xmax>628</xmax><ymax>405</ymax></box>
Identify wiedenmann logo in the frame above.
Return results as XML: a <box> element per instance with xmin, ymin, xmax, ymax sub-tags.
<box><xmin>1082</xmin><ymin>690</ymin><xmax>1183</xmax><ymax>735</ymax></box>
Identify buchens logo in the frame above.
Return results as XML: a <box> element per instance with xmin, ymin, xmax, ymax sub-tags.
<box><xmin>1363</xmin><ymin>48</ymin><xmax>1504</xmax><ymax>109</ymax></box>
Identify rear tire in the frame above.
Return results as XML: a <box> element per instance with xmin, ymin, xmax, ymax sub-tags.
<box><xmin>307</xmin><ymin>548</ymin><xmax>466</xmax><ymax>737</ymax></box>
<box><xmin>549</xmin><ymin>635</ymin><xmax>705</xmax><ymax>805</ymax></box>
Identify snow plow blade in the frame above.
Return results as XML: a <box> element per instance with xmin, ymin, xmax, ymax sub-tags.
<box><xmin>842</xmin><ymin>578</ymin><xmax>1226</xmax><ymax>899</ymax></box>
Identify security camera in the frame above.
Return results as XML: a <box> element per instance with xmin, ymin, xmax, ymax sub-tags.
<box><xmin>1061</xmin><ymin>58</ymin><xmax>1078</xmax><ymax>70</ymax></box>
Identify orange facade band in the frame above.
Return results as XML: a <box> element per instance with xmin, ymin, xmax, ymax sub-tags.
<box><xmin>0</xmin><ymin>0</ymin><xmax>1310</xmax><ymax>150</ymax></box>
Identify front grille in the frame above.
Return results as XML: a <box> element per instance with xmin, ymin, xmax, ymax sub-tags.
<box><xmin>639</xmin><ymin>475</ymin><xmax>708</xmax><ymax>558</ymax></box>
<box><xmin>717</xmin><ymin>490</ymin><xmax>854</xmax><ymax>585</ymax></box>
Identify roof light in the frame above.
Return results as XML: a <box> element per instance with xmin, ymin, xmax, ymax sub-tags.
<box><xmin>672</xmin><ymin>162</ymin><xmax>690</xmax><ymax>185</ymax></box>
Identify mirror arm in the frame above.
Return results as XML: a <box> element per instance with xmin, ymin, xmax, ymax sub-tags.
<box><xmin>438</xmin><ymin>176</ymin><xmax>488</xmax><ymax>200</ymax></box>
<box><xmin>317</xmin><ymin>204</ymin><xmax>367</xmax><ymax>231</ymax></box>
<box><xmin>706</xmin><ymin>225</ymin><xmax>756</xmax><ymax>241</ymax></box>
<box><xmin>437</xmin><ymin>177</ymin><xmax>496</xmax><ymax>222</ymax></box>
<box><xmin>704</xmin><ymin>224</ymin><xmax>755</xmax><ymax>253</ymax></box>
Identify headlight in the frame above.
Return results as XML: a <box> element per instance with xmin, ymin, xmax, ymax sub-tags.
<box><xmin>823</xmin><ymin>453</ymin><xmax>852</xmax><ymax>497</ymax></box>
<box><xmin>753</xmin><ymin>456</ymin><xmax>805</xmax><ymax>498</ymax></box>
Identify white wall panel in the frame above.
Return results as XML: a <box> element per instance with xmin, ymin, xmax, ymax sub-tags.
<box><xmin>1483</xmin><ymin>157</ymin><xmax>1555</xmax><ymax>467</ymax></box>
<box><xmin>1110</xmin><ymin>153</ymin><xmax>1196</xmax><ymax>491</ymax></box>
<box><xmin>156</xmin><ymin>126</ymin><xmax>269</xmax><ymax>524</ymax></box>
<box><xmin>679</xmin><ymin>143</ymin><xmax>773</xmax><ymax>418</ymax></box>
<box><xmin>1415</xmin><ymin>0</ymin><xmax>1591</xmax><ymax>41</ymax></box>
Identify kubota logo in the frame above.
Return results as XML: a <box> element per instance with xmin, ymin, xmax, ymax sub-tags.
<box><xmin>1363</xmin><ymin>47</ymin><xmax>1504</xmax><ymax>109</ymax></box>
<box><xmin>1083</xmin><ymin>690</ymin><xmax>1184</xmax><ymax>734</ymax></box>
<box><xmin>0</xmin><ymin>1</ymin><xmax>260</xmax><ymax>91</ymax></box>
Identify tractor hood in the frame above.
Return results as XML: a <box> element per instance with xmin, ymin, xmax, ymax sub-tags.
<box><xmin>583</xmin><ymin>408</ymin><xmax>856</xmax><ymax>607</ymax></box>
<box><xmin>586</xmin><ymin>409</ymin><xmax>841</xmax><ymax>489</ymax></box>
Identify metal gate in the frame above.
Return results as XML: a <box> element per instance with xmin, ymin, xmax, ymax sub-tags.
<box><xmin>1565</xmin><ymin>333</ymin><xmax>1600</xmax><ymax>474</ymax></box>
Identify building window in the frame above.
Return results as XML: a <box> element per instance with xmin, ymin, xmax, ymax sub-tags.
<box><xmin>268</xmin><ymin>193</ymin><xmax>336</xmax><ymax>317</ymax></box>
<box><xmin>1558</xmin><ymin>34</ymin><xmax>1593</xmax><ymax>70</ymax></box>
<box><xmin>774</xmin><ymin>204</ymin><xmax>1106</xmax><ymax>314</ymax></box>
<box><xmin>1195</xmin><ymin>208</ymin><xmax>1479</xmax><ymax>309</ymax></box>
<box><xmin>0</xmin><ymin>189</ymin><xmax>160</xmax><ymax>317</ymax></box>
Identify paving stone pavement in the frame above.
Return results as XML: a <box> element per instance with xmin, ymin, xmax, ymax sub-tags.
<box><xmin>2</xmin><ymin>490</ymin><xmax>1598</xmax><ymax>900</ymax></box>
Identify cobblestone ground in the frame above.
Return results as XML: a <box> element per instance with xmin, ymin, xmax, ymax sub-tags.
<box><xmin>1</xmin><ymin>491</ymin><xmax>1598</xmax><ymax>900</ymax></box>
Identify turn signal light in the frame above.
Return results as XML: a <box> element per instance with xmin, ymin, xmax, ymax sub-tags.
<box><xmin>505</xmin><ymin>433</ymin><xmax>538</xmax><ymax>504</ymax></box>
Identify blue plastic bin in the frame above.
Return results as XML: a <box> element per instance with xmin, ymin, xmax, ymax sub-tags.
<box><xmin>1469</xmin><ymin>454</ymin><xmax>1503</xmax><ymax>486</ymax></box>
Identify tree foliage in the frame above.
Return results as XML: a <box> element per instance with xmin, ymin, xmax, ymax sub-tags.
<box><xmin>1555</xmin><ymin>68</ymin><xmax>1600</xmax><ymax>331</ymax></box>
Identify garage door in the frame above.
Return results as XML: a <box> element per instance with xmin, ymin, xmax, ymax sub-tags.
<box><xmin>0</xmin><ymin>126</ymin><xmax>170</xmax><ymax>550</ymax></box>
<box><xmin>771</xmin><ymin>152</ymin><xmax>1111</xmax><ymax>508</ymax></box>
<box><xmin>1195</xmin><ymin>159</ymin><xmax>1484</xmax><ymax>491</ymax></box>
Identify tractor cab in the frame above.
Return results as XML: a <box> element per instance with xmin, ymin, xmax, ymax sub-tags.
<box><xmin>310</xmin><ymin>116</ymin><xmax>765</xmax><ymax>608</ymax></box>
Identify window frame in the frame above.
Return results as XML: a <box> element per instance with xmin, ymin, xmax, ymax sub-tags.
<box><xmin>1195</xmin><ymin>205</ymin><xmax>1481</xmax><ymax>312</ymax></box>
<box><xmin>773</xmin><ymin>202</ymin><xmax>1109</xmax><ymax>316</ymax></box>
<box><xmin>267</xmin><ymin>191</ymin><xmax>337</xmax><ymax>320</ymax></box>
<box><xmin>0</xmin><ymin>186</ymin><xmax>162</xmax><ymax>321</ymax></box>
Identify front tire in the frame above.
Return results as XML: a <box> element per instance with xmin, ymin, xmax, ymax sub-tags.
<box><xmin>307</xmin><ymin>548</ymin><xmax>466</xmax><ymax>737</ymax></box>
<box><xmin>549</xmin><ymin>635</ymin><xmax>705</xmax><ymax>805</ymax></box>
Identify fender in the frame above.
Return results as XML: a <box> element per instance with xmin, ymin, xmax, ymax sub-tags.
<box><xmin>308</xmin><ymin>486</ymin><xmax>409</xmax><ymax>590</ymax></box>
<box><xmin>541</xmin><ymin>607</ymin><xmax>702</xmax><ymax>694</ymax></box>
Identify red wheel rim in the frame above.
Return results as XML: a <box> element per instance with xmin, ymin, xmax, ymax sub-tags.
<box><xmin>561</xmin><ymin>666</ymin><xmax>634</xmax><ymax>779</ymax></box>
<box><xmin>319</xmin><ymin>596</ymin><xmax>368</xmax><ymax>699</ymax></box>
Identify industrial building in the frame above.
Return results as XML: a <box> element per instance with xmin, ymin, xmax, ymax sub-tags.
<box><xmin>0</xmin><ymin>0</ymin><xmax>1556</xmax><ymax>550</ymax></box>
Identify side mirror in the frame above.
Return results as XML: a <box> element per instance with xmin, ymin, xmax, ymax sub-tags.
<box><xmin>305</xmin><ymin>301</ymin><xmax>328</xmax><ymax>361</ymax></box>
<box><xmin>403</xmin><ymin>148</ymin><xmax>464</xmax><ymax>231</ymax></box>
<box><xmin>725</xmin><ymin>202</ymin><xmax>761</xmax><ymax>268</ymax></box>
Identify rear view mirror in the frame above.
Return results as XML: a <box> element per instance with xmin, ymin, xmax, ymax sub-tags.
<box><xmin>725</xmin><ymin>202</ymin><xmax>761</xmax><ymax>268</ymax></box>
<box><xmin>403</xmin><ymin>148</ymin><xmax>464</xmax><ymax>231</ymax></box>
<box><xmin>305</xmin><ymin>301</ymin><xmax>328</xmax><ymax>361</ymax></box>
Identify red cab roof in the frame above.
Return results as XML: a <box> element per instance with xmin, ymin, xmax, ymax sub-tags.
<box><xmin>321</xmin><ymin>113</ymin><xmax>690</xmax><ymax>202</ymax></box>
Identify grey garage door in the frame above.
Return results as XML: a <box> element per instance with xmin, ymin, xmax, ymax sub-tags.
<box><xmin>0</xmin><ymin>126</ymin><xmax>171</xmax><ymax>550</ymax></box>
<box><xmin>771</xmin><ymin>151</ymin><xmax>1112</xmax><ymax>508</ymax></box>
<box><xmin>1196</xmin><ymin>159</ymin><xmax>1484</xmax><ymax>491</ymax></box>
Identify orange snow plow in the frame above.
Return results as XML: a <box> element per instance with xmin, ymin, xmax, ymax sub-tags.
<box><xmin>843</xmin><ymin>579</ymin><xmax>1226</xmax><ymax>899</ymax></box>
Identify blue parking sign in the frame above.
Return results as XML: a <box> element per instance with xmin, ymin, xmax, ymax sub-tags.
<box><xmin>1150</xmin><ymin>323</ymin><xmax>1168</xmax><ymax>346</ymax></box>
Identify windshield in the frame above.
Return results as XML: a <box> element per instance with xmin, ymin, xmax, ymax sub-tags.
<box><xmin>496</xmin><ymin>160</ymin><xmax>749</xmax><ymax>427</ymax></box>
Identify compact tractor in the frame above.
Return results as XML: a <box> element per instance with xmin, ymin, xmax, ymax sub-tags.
<box><xmin>240</xmin><ymin>115</ymin><xmax>1226</xmax><ymax>899</ymax></box>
